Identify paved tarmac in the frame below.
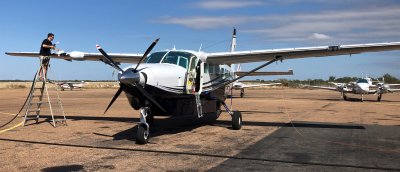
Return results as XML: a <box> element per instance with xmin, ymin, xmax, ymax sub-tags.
<box><xmin>0</xmin><ymin>88</ymin><xmax>399</xmax><ymax>171</ymax></box>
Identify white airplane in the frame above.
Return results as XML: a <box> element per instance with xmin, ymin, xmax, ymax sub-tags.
<box><xmin>304</xmin><ymin>77</ymin><xmax>400</xmax><ymax>101</ymax></box>
<box><xmin>6</xmin><ymin>30</ymin><xmax>400</xmax><ymax>143</ymax></box>
<box><xmin>56</xmin><ymin>81</ymin><xmax>86</xmax><ymax>91</ymax></box>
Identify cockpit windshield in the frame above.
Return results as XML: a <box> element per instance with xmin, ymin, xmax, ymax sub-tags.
<box><xmin>145</xmin><ymin>52</ymin><xmax>167</xmax><ymax>63</ymax></box>
<box><xmin>145</xmin><ymin>51</ymin><xmax>196</xmax><ymax>69</ymax></box>
<box><xmin>357</xmin><ymin>79</ymin><xmax>368</xmax><ymax>83</ymax></box>
<box><xmin>161</xmin><ymin>51</ymin><xmax>195</xmax><ymax>69</ymax></box>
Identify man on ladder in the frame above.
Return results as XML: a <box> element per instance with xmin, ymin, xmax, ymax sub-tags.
<box><xmin>39</xmin><ymin>33</ymin><xmax>55</xmax><ymax>81</ymax></box>
<box><xmin>22</xmin><ymin>32</ymin><xmax>67</xmax><ymax>127</ymax></box>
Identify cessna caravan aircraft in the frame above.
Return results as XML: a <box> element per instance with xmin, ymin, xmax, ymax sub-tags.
<box><xmin>55</xmin><ymin>81</ymin><xmax>86</xmax><ymax>91</ymax></box>
<box><xmin>303</xmin><ymin>77</ymin><xmax>400</xmax><ymax>101</ymax></box>
<box><xmin>6</xmin><ymin>29</ymin><xmax>400</xmax><ymax>143</ymax></box>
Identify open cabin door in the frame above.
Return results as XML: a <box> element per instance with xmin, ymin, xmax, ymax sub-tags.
<box><xmin>186</xmin><ymin>56</ymin><xmax>203</xmax><ymax>94</ymax></box>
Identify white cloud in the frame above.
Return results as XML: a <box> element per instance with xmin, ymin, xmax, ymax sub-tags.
<box><xmin>157</xmin><ymin>16</ymin><xmax>254</xmax><ymax>29</ymax></box>
<box><xmin>157</xmin><ymin>6</ymin><xmax>400</xmax><ymax>43</ymax></box>
<box><xmin>308</xmin><ymin>33</ymin><xmax>331</xmax><ymax>40</ymax></box>
<box><xmin>193</xmin><ymin>0</ymin><xmax>264</xmax><ymax>10</ymax></box>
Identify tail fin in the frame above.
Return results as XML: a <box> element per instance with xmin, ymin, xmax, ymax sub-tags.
<box><xmin>230</xmin><ymin>27</ymin><xmax>237</xmax><ymax>53</ymax></box>
<box><xmin>230</xmin><ymin>28</ymin><xmax>241</xmax><ymax>72</ymax></box>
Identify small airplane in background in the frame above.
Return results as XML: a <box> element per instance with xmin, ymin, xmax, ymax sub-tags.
<box><xmin>6</xmin><ymin>28</ymin><xmax>400</xmax><ymax>144</ymax></box>
<box><xmin>229</xmin><ymin>69</ymin><xmax>293</xmax><ymax>98</ymax></box>
<box><xmin>56</xmin><ymin>81</ymin><xmax>86</xmax><ymax>91</ymax></box>
<box><xmin>303</xmin><ymin>77</ymin><xmax>400</xmax><ymax>101</ymax></box>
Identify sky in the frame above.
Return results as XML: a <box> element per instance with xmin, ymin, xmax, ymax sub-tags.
<box><xmin>1</xmin><ymin>0</ymin><xmax>399</xmax><ymax>81</ymax></box>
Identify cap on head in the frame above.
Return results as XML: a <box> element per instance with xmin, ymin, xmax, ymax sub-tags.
<box><xmin>48</xmin><ymin>33</ymin><xmax>54</xmax><ymax>38</ymax></box>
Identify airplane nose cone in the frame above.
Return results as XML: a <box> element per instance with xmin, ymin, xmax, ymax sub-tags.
<box><xmin>119</xmin><ymin>70</ymin><xmax>141</xmax><ymax>85</ymax></box>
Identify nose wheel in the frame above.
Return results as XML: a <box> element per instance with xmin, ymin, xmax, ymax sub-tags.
<box><xmin>137</xmin><ymin>106</ymin><xmax>150</xmax><ymax>144</ymax></box>
<box><xmin>377</xmin><ymin>94</ymin><xmax>382</xmax><ymax>102</ymax></box>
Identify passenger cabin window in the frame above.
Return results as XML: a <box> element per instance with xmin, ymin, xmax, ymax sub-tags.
<box><xmin>161</xmin><ymin>51</ymin><xmax>194</xmax><ymax>69</ymax></box>
<box><xmin>209</xmin><ymin>64</ymin><xmax>214</xmax><ymax>74</ymax></box>
<box><xmin>204</xmin><ymin>63</ymin><xmax>209</xmax><ymax>73</ymax></box>
<box><xmin>145</xmin><ymin>52</ymin><xmax>167</xmax><ymax>63</ymax></box>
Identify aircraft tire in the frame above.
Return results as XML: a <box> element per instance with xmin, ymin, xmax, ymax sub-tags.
<box><xmin>343</xmin><ymin>95</ymin><xmax>347</xmax><ymax>100</ymax></box>
<box><xmin>240</xmin><ymin>89</ymin><xmax>244</xmax><ymax>98</ymax></box>
<box><xmin>137</xmin><ymin>124</ymin><xmax>149</xmax><ymax>144</ymax></box>
<box><xmin>377</xmin><ymin>94</ymin><xmax>382</xmax><ymax>102</ymax></box>
<box><xmin>231</xmin><ymin>111</ymin><xmax>242</xmax><ymax>130</ymax></box>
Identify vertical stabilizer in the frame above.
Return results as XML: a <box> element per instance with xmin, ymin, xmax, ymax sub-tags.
<box><xmin>230</xmin><ymin>28</ymin><xmax>241</xmax><ymax>73</ymax></box>
<box><xmin>230</xmin><ymin>28</ymin><xmax>237</xmax><ymax>53</ymax></box>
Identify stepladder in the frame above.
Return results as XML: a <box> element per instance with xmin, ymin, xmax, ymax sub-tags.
<box><xmin>23</xmin><ymin>57</ymin><xmax>67</xmax><ymax>127</ymax></box>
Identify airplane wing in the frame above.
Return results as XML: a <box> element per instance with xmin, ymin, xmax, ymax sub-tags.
<box><xmin>5</xmin><ymin>51</ymin><xmax>143</xmax><ymax>63</ymax></box>
<box><xmin>241</xmin><ymin>83</ymin><xmax>281</xmax><ymax>88</ymax></box>
<box><xmin>235</xmin><ymin>70</ymin><xmax>293</xmax><ymax>77</ymax></box>
<box><xmin>388</xmin><ymin>89</ymin><xmax>400</xmax><ymax>93</ymax></box>
<box><xmin>386</xmin><ymin>84</ymin><xmax>400</xmax><ymax>86</ymax></box>
<box><xmin>302</xmin><ymin>85</ymin><xmax>338</xmax><ymax>91</ymax></box>
<box><xmin>328</xmin><ymin>82</ymin><xmax>346</xmax><ymax>86</ymax></box>
<box><xmin>206</xmin><ymin>42</ymin><xmax>400</xmax><ymax>64</ymax></box>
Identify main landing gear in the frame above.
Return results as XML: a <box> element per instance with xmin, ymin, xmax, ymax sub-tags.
<box><xmin>219</xmin><ymin>100</ymin><xmax>242</xmax><ymax>130</ymax></box>
<box><xmin>240</xmin><ymin>89</ymin><xmax>245</xmax><ymax>98</ymax></box>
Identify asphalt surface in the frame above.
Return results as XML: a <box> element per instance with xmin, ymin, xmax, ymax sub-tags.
<box><xmin>210</xmin><ymin>121</ymin><xmax>400</xmax><ymax>171</ymax></box>
<box><xmin>0</xmin><ymin>88</ymin><xmax>399</xmax><ymax>171</ymax></box>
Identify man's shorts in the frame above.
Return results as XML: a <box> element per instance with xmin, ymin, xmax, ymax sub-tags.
<box><xmin>40</xmin><ymin>56</ymin><xmax>50</xmax><ymax>66</ymax></box>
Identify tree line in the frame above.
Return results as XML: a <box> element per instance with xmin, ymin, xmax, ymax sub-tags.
<box><xmin>264</xmin><ymin>73</ymin><xmax>400</xmax><ymax>87</ymax></box>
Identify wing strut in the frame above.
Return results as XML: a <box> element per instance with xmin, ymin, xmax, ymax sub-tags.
<box><xmin>211</xmin><ymin>56</ymin><xmax>283</xmax><ymax>91</ymax></box>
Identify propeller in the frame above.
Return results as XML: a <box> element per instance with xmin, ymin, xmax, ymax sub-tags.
<box><xmin>134</xmin><ymin>38</ymin><xmax>159</xmax><ymax>72</ymax></box>
<box><xmin>96</xmin><ymin>45</ymin><xmax>124</xmax><ymax>72</ymax></box>
<box><xmin>104</xmin><ymin>84</ymin><xmax>125</xmax><ymax>114</ymax></box>
<box><xmin>97</xmin><ymin>38</ymin><xmax>166</xmax><ymax>114</ymax></box>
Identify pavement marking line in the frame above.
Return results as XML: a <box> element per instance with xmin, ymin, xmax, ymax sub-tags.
<box><xmin>0</xmin><ymin>111</ymin><xmax>23</xmax><ymax>133</ymax></box>
<box><xmin>0</xmin><ymin>121</ymin><xmax>23</xmax><ymax>134</ymax></box>
<box><xmin>0</xmin><ymin>111</ymin><xmax>15</xmax><ymax>115</ymax></box>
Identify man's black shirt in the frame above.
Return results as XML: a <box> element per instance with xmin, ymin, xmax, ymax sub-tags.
<box><xmin>39</xmin><ymin>39</ymin><xmax>53</xmax><ymax>56</ymax></box>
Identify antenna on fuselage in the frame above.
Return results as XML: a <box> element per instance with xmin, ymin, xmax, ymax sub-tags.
<box><xmin>172</xmin><ymin>45</ymin><xmax>176</xmax><ymax>50</ymax></box>
<box><xmin>198</xmin><ymin>43</ymin><xmax>202</xmax><ymax>52</ymax></box>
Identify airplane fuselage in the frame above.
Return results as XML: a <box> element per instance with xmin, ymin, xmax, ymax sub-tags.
<box><xmin>119</xmin><ymin>50</ymin><xmax>234</xmax><ymax>117</ymax></box>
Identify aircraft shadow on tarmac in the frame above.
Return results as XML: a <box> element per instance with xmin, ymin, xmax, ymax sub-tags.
<box><xmin>109</xmin><ymin>115</ymin><xmax>365</xmax><ymax>143</ymax></box>
<box><xmin>37</xmin><ymin>113</ymin><xmax>365</xmax><ymax>143</ymax></box>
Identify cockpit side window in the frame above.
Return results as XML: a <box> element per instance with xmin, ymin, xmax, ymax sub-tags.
<box><xmin>357</xmin><ymin>79</ymin><xmax>368</xmax><ymax>83</ymax></box>
<box><xmin>145</xmin><ymin>52</ymin><xmax>167</xmax><ymax>63</ymax></box>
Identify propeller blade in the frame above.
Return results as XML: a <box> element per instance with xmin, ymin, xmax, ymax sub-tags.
<box><xmin>96</xmin><ymin>44</ymin><xmax>124</xmax><ymax>72</ymax></box>
<box><xmin>104</xmin><ymin>85</ymin><xmax>125</xmax><ymax>114</ymax></box>
<box><xmin>134</xmin><ymin>38</ymin><xmax>160</xmax><ymax>71</ymax></box>
<box><xmin>134</xmin><ymin>83</ymin><xmax>167</xmax><ymax>113</ymax></box>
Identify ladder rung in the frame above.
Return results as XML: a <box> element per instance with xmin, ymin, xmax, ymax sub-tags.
<box><xmin>34</xmin><ymin>87</ymin><xmax>43</xmax><ymax>90</ymax></box>
<box><xmin>30</xmin><ymin>101</ymin><xmax>47</xmax><ymax>104</ymax></box>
